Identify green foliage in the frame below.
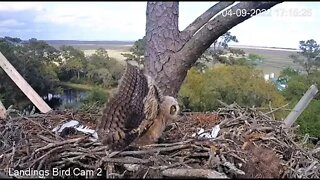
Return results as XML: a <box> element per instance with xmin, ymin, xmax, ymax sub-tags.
<box><xmin>0</xmin><ymin>38</ymin><xmax>61</xmax><ymax>107</ymax></box>
<box><xmin>0</xmin><ymin>36</ymin><xmax>124</xmax><ymax>111</ymax></box>
<box><xmin>196</xmin><ymin>33</ymin><xmax>264</xmax><ymax>70</ymax></box>
<box><xmin>243</xmin><ymin>53</ymin><xmax>262</xmax><ymax>65</ymax></box>
<box><xmin>248</xmin><ymin>53</ymin><xmax>262</xmax><ymax>61</ymax></box>
<box><xmin>279</xmin><ymin>40</ymin><xmax>320</xmax><ymax>137</ymax></box>
<box><xmin>282</xmin><ymin>75</ymin><xmax>309</xmax><ymax>102</ymax></box>
<box><xmin>225</xmin><ymin>53</ymin><xmax>264</xmax><ymax>67</ymax></box>
<box><xmin>290</xmin><ymin>39</ymin><xmax>320</xmax><ymax>75</ymax></box>
<box><xmin>122</xmin><ymin>37</ymin><xmax>145</xmax><ymax>66</ymax></box>
<box><xmin>79</xmin><ymin>88</ymin><xmax>108</xmax><ymax>111</ymax></box>
<box><xmin>281</xmin><ymin>70</ymin><xmax>320</xmax><ymax>101</ymax></box>
<box><xmin>58</xmin><ymin>45</ymin><xmax>87</xmax><ymax>82</ymax></box>
<box><xmin>3</xmin><ymin>36</ymin><xmax>22</xmax><ymax>43</ymax></box>
<box><xmin>279</xmin><ymin>67</ymin><xmax>299</xmax><ymax>78</ymax></box>
<box><xmin>86</xmin><ymin>49</ymin><xmax>124</xmax><ymax>88</ymax></box>
<box><xmin>233</xmin><ymin>57</ymin><xmax>252</xmax><ymax>66</ymax></box>
<box><xmin>229</xmin><ymin>48</ymin><xmax>245</xmax><ymax>56</ymax></box>
<box><xmin>57</xmin><ymin>46</ymin><xmax>124</xmax><ymax>88</ymax></box>
<box><xmin>179</xmin><ymin>65</ymin><xmax>287</xmax><ymax>119</ymax></box>
<box><xmin>296</xmin><ymin>100</ymin><xmax>320</xmax><ymax>137</ymax></box>
<box><xmin>196</xmin><ymin>32</ymin><xmax>239</xmax><ymax>70</ymax></box>
<box><xmin>216</xmin><ymin>32</ymin><xmax>239</xmax><ymax>49</ymax></box>
<box><xmin>94</xmin><ymin>48</ymin><xmax>110</xmax><ymax>59</ymax></box>
<box><xmin>279</xmin><ymin>66</ymin><xmax>320</xmax><ymax>137</ymax></box>
<box><xmin>106</xmin><ymin>58</ymin><xmax>125</xmax><ymax>84</ymax></box>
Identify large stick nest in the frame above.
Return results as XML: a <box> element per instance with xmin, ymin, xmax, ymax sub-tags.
<box><xmin>0</xmin><ymin>103</ymin><xmax>319</xmax><ymax>179</ymax></box>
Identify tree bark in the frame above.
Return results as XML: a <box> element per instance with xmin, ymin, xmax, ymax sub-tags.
<box><xmin>145</xmin><ymin>1</ymin><xmax>283</xmax><ymax>97</ymax></box>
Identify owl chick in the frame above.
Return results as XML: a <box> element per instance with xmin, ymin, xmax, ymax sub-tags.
<box><xmin>95</xmin><ymin>63</ymin><xmax>180</xmax><ymax>150</ymax></box>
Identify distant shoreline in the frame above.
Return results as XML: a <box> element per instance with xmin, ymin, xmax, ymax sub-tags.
<box><xmin>40</xmin><ymin>40</ymin><xmax>299</xmax><ymax>52</ymax></box>
<box><xmin>229</xmin><ymin>45</ymin><xmax>300</xmax><ymax>52</ymax></box>
<box><xmin>36</xmin><ymin>39</ymin><xmax>300</xmax><ymax>83</ymax></box>
<box><xmin>43</xmin><ymin>40</ymin><xmax>134</xmax><ymax>46</ymax></box>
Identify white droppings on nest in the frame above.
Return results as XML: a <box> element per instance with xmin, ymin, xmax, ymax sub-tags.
<box><xmin>52</xmin><ymin>120</ymin><xmax>79</xmax><ymax>133</ymax></box>
<box><xmin>192</xmin><ymin>125</ymin><xmax>220</xmax><ymax>140</ymax></box>
<box><xmin>52</xmin><ymin>120</ymin><xmax>99</xmax><ymax>142</ymax></box>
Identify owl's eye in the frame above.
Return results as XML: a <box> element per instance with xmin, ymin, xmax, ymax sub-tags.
<box><xmin>170</xmin><ymin>105</ymin><xmax>176</xmax><ymax>115</ymax></box>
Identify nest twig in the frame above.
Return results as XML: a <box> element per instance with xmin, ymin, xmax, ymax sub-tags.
<box><xmin>0</xmin><ymin>103</ymin><xmax>319</xmax><ymax>178</ymax></box>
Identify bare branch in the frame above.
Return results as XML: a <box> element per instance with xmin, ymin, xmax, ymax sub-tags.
<box><xmin>161</xmin><ymin>168</ymin><xmax>228</xmax><ymax>178</ymax></box>
<box><xmin>178</xmin><ymin>1</ymin><xmax>283</xmax><ymax>67</ymax></box>
<box><xmin>183</xmin><ymin>1</ymin><xmax>235</xmax><ymax>37</ymax></box>
<box><xmin>101</xmin><ymin>156</ymin><xmax>152</xmax><ymax>164</ymax></box>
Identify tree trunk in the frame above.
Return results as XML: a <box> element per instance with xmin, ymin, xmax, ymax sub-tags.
<box><xmin>144</xmin><ymin>1</ymin><xmax>283</xmax><ymax>97</ymax></box>
<box><xmin>144</xmin><ymin>2</ymin><xmax>184</xmax><ymax>97</ymax></box>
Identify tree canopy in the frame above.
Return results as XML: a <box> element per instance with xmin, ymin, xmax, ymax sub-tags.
<box><xmin>0</xmin><ymin>37</ymin><xmax>123</xmax><ymax>109</ymax></box>
<box><xmin>290</xmin><ymin>39</ymin><xmax>320</xmax><ymax>75</ymax></box>
<box><xmin>179</xmin><ymin>65</ymin><xmax>286</xmax><ymax>117</ymax></box>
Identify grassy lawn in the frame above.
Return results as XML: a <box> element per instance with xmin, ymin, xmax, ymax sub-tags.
<box><xmin>83</xmin><ymin>49</ymin><xmax>130</xmax><ymax>63</ymax></box>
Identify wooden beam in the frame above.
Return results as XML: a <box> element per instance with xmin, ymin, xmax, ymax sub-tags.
<box><xmin>0</xmin><ymin>100</ymin><xmax>6</xmax><ymax>119</ymax></box>
<box><xmin>0</xmin><ymin>52</ymin><xmax>52</xmax><ymax>113</ymax></box>
<box><xmin>283</xmin><ymin>84</ymin><xmax>318</xmax><ymax>128</ymax></box>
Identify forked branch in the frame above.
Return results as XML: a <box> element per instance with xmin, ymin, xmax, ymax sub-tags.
<box><xmin>183</xmin><ymin>1</ymin><xmax>235</xmax><ymax>38</ymax></box>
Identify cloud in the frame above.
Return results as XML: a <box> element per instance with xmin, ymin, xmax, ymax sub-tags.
<box><xmin>0</xmin><ymin>19</ymin><xmax>24</xmax><ymax>27</ymax></box>
<box><xmin>0</xmin><ymin>2</ymin><xmax>44</xmax><ymax>12</ymax></box>
<box><xmin>225</xmin><ymin>2</ymin><xmax>320</xmax><ymax>48</ymax></box>
<box><xmin>33</xmin><ymin>2</ymin><xmax>147</xmax><ymax>39</ymax></box>
<box><xmin>0</xmin><ymin>28</ymin><xmax>10</xmax><ymax>33</ymax></box>
<box><xmin>0</xmin><ymin>1</ymin><xmax>318</xmax><ymax>47</ymax></box>
<box><xmin>268</xmin><ymin>2</ymin><xmax>318</xmax><ymax>23</ymax></box>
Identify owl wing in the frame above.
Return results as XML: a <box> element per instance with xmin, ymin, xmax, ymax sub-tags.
<box><xmin>128</xmin><ymin>83</ymin><xmax>162</xmax><ymax>137</ymax></box>
<box><xmin>144</xmin><ymin>76</ymin><xmax>163</xmax><ymax>120</ymax></box>
<box><xmin>96</xmin><ymin>63</ymin><xmax>150</xmax><ymax>150</ymax></box>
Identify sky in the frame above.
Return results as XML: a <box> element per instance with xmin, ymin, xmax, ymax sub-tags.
<box><xmin>0</xmin><ymin>1</ymin><xmax>319</xmax><ymax>49</ymax></box>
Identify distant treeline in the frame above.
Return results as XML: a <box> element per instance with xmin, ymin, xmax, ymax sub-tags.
<box><xmin>0</xmin><ymin>37</ymin><xmax>124</xmax><ymax>109</ymax></box>
<box><xmin>44</xmin><ymin>40</ymin><xmax>134</xmax><ymax>46</ymax></box>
